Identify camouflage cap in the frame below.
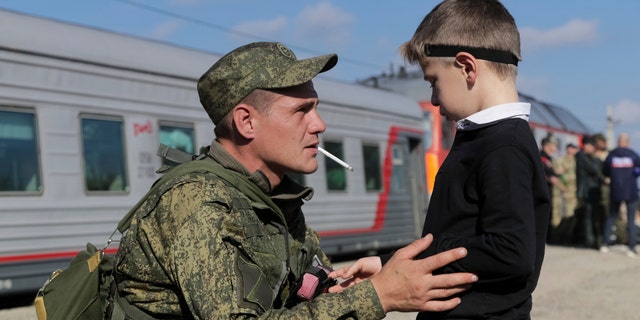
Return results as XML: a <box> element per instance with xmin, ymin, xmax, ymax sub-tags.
<box><xmin>197</xmin><ymin>42</ymin><xmax>338</xmax><ymax>125</ymax></box>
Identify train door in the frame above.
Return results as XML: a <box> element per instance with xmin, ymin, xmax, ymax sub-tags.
<box><xmin>387</xmin><ymin>129</ymin><xmax>428</xmax><ymax>240</ymax></box>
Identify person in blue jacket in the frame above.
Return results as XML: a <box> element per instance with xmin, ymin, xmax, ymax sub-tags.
<box><xmin>600</xmin><ymin>133</ymin><xmax>640</xmax><ymax>257</ymax></box>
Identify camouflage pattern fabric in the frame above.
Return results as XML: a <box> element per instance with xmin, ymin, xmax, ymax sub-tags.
<box><xmin>115</xmin><ymin>141</ymin><xmax>384</xmax><ymax>319</ymax></box>
<box><xmin>197</xmin><ymin>42</ymin><xmax>338</xmax><ymax>125</ymax></box>
<box><xmin>554</xmin><ymin>154</ymin><xmax>577</xmax><ymax>220</ymax></box>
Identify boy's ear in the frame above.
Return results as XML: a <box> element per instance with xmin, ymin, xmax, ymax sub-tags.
<box><xmin>454</xmin><ymin>52</ymin><xmax>477</xmax><ymax>83</ymax></box>
<box><xmin>232</xmin><ymin>104</ymin><xmax>256</xmax><ymax>139</ymax></box>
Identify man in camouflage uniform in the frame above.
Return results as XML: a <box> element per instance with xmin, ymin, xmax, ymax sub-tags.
<box><xmin>540</xmin><ymin>136</ymin><xmax>564</xmax><ymax>243</ymax></box>
<box><xmin>553</xmin><ymin>143</ymin><xmax>579</xmax><ymax>244</ymax></box>
<box><xmin>114</xmin><ymin>42</ymin><xmax>477</xmax><ymax>319</ymax></box>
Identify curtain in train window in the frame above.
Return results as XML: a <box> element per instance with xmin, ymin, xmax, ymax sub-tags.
<box><xmin>0</xmin><ymin>109</ymin><xmax>42</xmax><ymax>192</ymax></box>
<box><xmin>81</xmin><ymin>116</ymin><xmax>129</xmax><ymax>192</ymax></box>
<box><xmin>362</xmin><ymin>144</ymin><xmax>381</xmax><ymax>191</ymax></box>
<box><xmin>159</xmin><ymin>123</ymin><xmax>196</xmax><ymax>154</ymax></box>
<box><xmin>324</xmin><ymin>141</ymin><xmax>346</xmax><ymax>191</ymax></box>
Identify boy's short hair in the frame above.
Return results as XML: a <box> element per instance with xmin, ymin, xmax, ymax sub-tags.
<box><xmin>400</xmin><ymin>0</ymin><xmax>520</xmax><ymax>78</ymax></box>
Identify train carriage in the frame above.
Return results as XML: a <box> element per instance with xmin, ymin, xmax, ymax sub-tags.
<box><xmin>0</xmin><ymin>9</ymin><xmax>428</xmax><ymax>296</ymax></box>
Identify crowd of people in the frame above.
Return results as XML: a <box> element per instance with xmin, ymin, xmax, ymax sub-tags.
<box><xmin>542</xmin><ymin>133</ymin><xmax>640</xmax><ymax>258</ymax></box>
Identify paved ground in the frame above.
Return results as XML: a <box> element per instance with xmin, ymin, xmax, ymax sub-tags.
<box><xmin>1</xmin><ymin>244</ymin><xmax>638</xmax><ymax>320</ymax></box>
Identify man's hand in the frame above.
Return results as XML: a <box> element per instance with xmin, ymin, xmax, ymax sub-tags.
<box><xmin>332</xmin><ymin>234</ymin><xmax>478</xmax><ymax>313</ymax></box>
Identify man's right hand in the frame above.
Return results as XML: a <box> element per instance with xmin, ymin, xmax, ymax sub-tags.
<box><xmin>369</xmin><ymin>234</ymin><xmax>477</xmax><ymax>313</ymax></box>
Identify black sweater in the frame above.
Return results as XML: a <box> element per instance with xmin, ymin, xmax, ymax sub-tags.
<box><xmin>417</xmin><ymin>118</ymin><xmax>550</xmax><ymax>320</ymax></box>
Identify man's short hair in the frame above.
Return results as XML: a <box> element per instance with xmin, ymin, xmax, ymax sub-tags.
<box><xmin>582</xmin><ymin>135</ymin><xmax>596</xmax><ymax>146</ymax></box>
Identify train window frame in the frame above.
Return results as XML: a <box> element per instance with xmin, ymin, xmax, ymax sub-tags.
<box><xmin>158</xmin><ymin>121</ymin><xmax>197</xmax><ymax>155</ymax></box>
<box><xmin>362</xmin><ymin>143</ymin><xmax>382</xmax><ymax>192</ymax></box>
<box><xmin>323</xmin><ymin>140</ymin><xmax>347</xmax><ymax>192</ymax></box>
<box><xmin>0</xmin><ymin>106</ymin><xmax>43</xmax><ymax>195</ymax></box>
<box><xmin>390</xmin><ymin>144</ymin><xmax>407</xmax><ymax>193</ymax></box>
<box><xmin>80</xmin><ymin>114</ymin><xmax>130</xmax><ymax>194</ymax></box>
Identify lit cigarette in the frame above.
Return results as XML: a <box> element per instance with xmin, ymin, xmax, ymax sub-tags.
<box><xmin>318</xmin><ymin>147</ymin><xmax>354</xmax><ymax>171</ymax></box>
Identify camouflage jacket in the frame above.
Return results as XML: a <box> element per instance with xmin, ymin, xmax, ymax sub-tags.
<box><xmin>115</xmin><ymin>141</ymin><xmax>384</xmax><ymax>319</ymax></box>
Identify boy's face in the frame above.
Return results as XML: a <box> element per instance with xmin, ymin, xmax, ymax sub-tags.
<box><xmin>420</xmin><ymin>59</ymin><xmax>471</xmax><ymax>122</ymax></box>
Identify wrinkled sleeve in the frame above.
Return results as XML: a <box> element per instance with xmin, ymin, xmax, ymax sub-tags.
<box><xmin>162</xmin><ymin>181</ymin><xmax>385</xmax><ymax>320</ymax></box>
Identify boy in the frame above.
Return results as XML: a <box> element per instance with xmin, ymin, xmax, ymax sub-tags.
<box><xmin>331</xmin><ymin>1</ymin><xmax>550</xmax><ymax>319</ymax></box>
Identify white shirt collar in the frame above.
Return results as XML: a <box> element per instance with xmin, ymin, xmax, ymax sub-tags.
<box><xmin>456</xmin><ymin>102</ymin><xmax>531</xmax><ymax>131</ymax></box>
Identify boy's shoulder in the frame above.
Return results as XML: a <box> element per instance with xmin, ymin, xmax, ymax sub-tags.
<box><xmin>463</xmin><ymin>119</ymin><xmax>537</xmax><ymax>153</ymax></box>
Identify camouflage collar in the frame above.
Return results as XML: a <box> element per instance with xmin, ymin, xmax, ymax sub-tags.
<box><xmin>207</xmin><ymin>140</ymin><xmax>272</xmax><ymax>194</ymax></box>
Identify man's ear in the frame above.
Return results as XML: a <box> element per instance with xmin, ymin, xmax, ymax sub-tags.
<box><xmin>232</xmin><ymin>104</ymin><xmax>256</xmax><ymax>139</ymax></box>
<box><xmin>454</xmin><ymin>52</ymin><xmax>477</xmax><ymax>84</ymax></box>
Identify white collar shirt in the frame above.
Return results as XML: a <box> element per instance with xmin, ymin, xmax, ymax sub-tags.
<box><xmin>456</xmin><ymin>102</ymin><xmax>531</xmax><ymax>131</ymax></box>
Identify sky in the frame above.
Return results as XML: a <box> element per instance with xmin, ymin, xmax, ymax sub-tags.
<box><xmin>2</xmin><ymin>0</ymin><xmax>640</xmax><ymax>152</ymax></box>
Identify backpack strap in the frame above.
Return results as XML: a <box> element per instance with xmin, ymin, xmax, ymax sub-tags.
<box><xmin>109</xmin><ymin>288</ymin><xmax>156</xmax><ymax>320</ymax></box>
<box><xmin>156</xmin><ymin>144</ymin><xmax>196</xmax><ymax>164</ymax></box>
<box><xmin>116</xmin><ymin>157</ymin><xmax>286</xmax><ymax>233</ymax></box>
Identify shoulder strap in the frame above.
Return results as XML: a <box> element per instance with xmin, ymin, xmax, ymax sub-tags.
<box><xmin>110</xmin><ymin>288</ymin><xmax>156</xmax><ymax>320</ymax></box>
<box><xmin>116</xmin><ymin>158</ymin><xmax>285</xmax><ymax>233</ymax></box>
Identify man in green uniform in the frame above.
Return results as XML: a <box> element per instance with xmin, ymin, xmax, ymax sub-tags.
<box><xmin>553</xmin><ymin>143</ymin><xmax>579</xmax><ymax>244</ymax></box>
<box><xmin>114</xmin><ymin>42</ymin><xmax>477</xmax><ymax>319</ymax></box>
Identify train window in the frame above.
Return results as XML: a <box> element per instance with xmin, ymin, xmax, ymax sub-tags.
<box><xmin>81</xmin><ymin>115</ymin><xmax>129</xmax><ymax>192</ymax></box>
<box><xmin>390</xmin><ymin>144</ymin><xmax>407</xmax><ymax>193</ymax></box>
<box><xmin>422</xmin><ymin>110</ymin><xmax>434</xmax><ymax>150</ymax></box>
<box><xmin>362</xmin><ymin>144</ymin><xmax>381</xmax><ymax>191</ymax></box>
<box><xmin>159</xmin><ymin>122</ymin><xmax>196</xmax><ymax>155</ymax></box>
<box><xmin>324</xmin><ymin>141</ymin><xmax>346</xmax><ymax>191</ymax></box>
<box><xmin>0</xmin><ymin>108</ymin><xmax>42</xmax><ymax>193</ymax></box>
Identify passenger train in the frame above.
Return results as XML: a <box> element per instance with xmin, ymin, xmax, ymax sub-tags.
<box><xmin>0</xmin><ymin>9</ymin><xmax>428</xmax><ymax>296</ymax></box>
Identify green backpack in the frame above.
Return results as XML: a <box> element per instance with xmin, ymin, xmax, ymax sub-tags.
<box><xmin>33</xmin><ymin>158</ymin><xmax>205</xmax><ymax>320</ymax></box>
<box><xmin>34</xmin><ymin>146</ymin><xmax>285</xmax><ymax>320</ymax></box>
<box><xmin>34</xmin><ymin>242</ymin><xmax>114</xmax><ymax>320</ymax></box>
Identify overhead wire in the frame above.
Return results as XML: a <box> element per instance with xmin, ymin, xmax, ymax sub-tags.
<box><xmin>112</xmin><ymin>0</ymin><xmax>384</xmax><ymax>71</ymax></box>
